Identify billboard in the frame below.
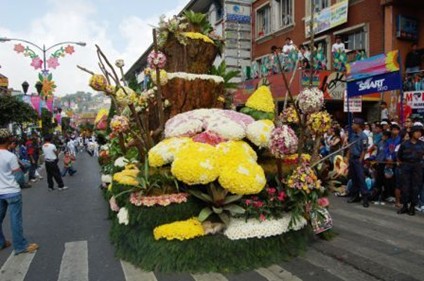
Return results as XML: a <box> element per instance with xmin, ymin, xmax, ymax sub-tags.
<box><xmin>305</xmin><ymin>0</ymin><xmax>348</xmax><ymax>36</ymax></box>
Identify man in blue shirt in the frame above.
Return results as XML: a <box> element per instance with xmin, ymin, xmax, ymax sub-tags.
<box><xmin>347</xmin><ymin>118</ymin><xmax>370</xmax><ymax>207</ymax></box>
<box><xmin>373</xmin><ymin>131</ymin><xmax>391</xmax><ymax>203</ymax></box>
<box><xmin>385</xmin><ymin>124</ymin><xmax>402</xmax><ymax>206</ymax></box>
<box><xmin>397</xmin><ymin>125</ymin><xmax>424</xmax><ymax>215</ymax></box>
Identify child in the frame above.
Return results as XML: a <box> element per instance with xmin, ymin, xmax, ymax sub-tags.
<box><xmin>62</xmin><ymin>152</ymin><xmax>77</xmax><ymax>177</ymax></box>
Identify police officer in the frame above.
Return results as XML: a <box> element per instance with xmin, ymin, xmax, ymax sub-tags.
<box><xmin>396</xmin><ymin>125</ymin><xmax>424</xmax><ymax>215</ymax></box>
<box><xmin>347</xmin><ymin>118</ymin><xmax>370</xmax><ymax>207</ymax></box>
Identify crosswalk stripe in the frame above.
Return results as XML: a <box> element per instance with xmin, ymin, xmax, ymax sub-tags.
<box><xmin>120</xmin><ymin>260</ymin><xmax>158</xmax><ymax>281</ymax></box>
<box><xmin>0</xmin><ymin>252</ymin><xmax>36</xmax><ymax>281</ymax></box>
<box><xmin>192</xmin><ymin>272</ymin><xmax>228</xmax><ymax>281</ymax></box>
<box><xmin>255</xmin><ymin>265</ymin><xmax>302</xmax><ymax>281</ymax></box>
<box><xmin>302</xmin><ymin>248</ymin><xmax>379</xmax><ymax>281</ymax></box>
<box><xmin>58</xmin><ymin>241</ymin><xmax>88</xmax><ymax>281</ymax></box>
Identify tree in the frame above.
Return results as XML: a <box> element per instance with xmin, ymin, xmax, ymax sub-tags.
<box><xmin>0</xmin><ymin>95</ymin><xmax>38</xmax><ymax>130</ymax></box>
<box><xmin>41</xmin><ymin>108</ymin><xmax>54</xmax><ymax>136</ymax></box>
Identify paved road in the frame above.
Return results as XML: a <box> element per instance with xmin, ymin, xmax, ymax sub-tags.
<box><xmin>1</xmin><ymin>152</ymin><xmax>423</xmax><ymax>281</ymax></box>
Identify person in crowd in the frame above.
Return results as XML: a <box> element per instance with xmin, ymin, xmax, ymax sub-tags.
<box><xmin>405</xmin><ymin>43</ymin><xmax>422</xmax><ymax>74</ymax></box>
<box><xmin>42</xmin><ymin>134</ymin><xmax>68</xmax><ymax>192</ymax></box>
<box><xmin>329</xmin><ymin>127</ymin><xmax>342</xmax><ymax>163</ymax></box>
<box><xmin>400</xmin><ymin>117</ymin><xmax>413</xmax><ymax>141</ymax></box>
<box><xmin>331</xmin><ymin>35</ymin><xmax>345</xmax><ymax>53</ymax></box>
<box><xmin>7</xmin><ymin>139</ymin><xmax>31</xmax><ymax>189</ymax></box>
<box><xmin>26</xmin><ymin>133</ymin><xmax>38</xmax><ymax>182</ymax></box>
<box><xmin>298</xmin><ymin>45</ymin><xmax>311</xmax><ymax>69</ymax></box>
<box><xmin>384</xmin><ymin>123</ymin><xmax>402</xmax><ymax>206</ymax></box>
<box><xmin>380</xmin><ymin>120</ymin><xmax>390</xmax><ymax>132</ymax></box>
<box><xmin>62</xmin><ymin>152</ymin><xmax>77</xmax><ymax>177</ymax></box>
<box><xmin>397</xmin><ymin>125</ymin><xmax>424</xmax><ymax>215</ymax></box>
<box><xmin>282</xmin><ymin>37</ymin><xmax>296</xmax><ymax>54</ymax></box>
<box><xmin>380</xmin><ymin>102</ymin><xmax>389</xmax><ymax>121</ymax></box>
<box><xmin>66</xmin><ymin>138</ymin><xmax>77</xmax><ymax>157</ymax></box>
<box><xmin>373</xmin><ymin>131</ymin><xmax>391</xmax><ymax>204</ymax></box>
<box><xmin>347</xmin><ymin>118</ymin><xmax>370</xmax><ymax>207</ymax></box>
<box><xmin>0</xmin><ymin>128</ymin><xmax>39</xmax><ymax>254</ymax></box>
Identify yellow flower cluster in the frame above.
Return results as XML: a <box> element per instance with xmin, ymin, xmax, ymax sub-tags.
<box><xmin>280</xmin><ymin>106</ymin><xmax>299</xmax><ymax>124</ymax></box>
<box><xmin>151</xmin><ymin>69</ymin><xmax>168</xmax><ymax>86</ymax></box>
<box><xmin>153</xmin><ymin>218</ymin><xmax>205</xmax><ymax>241</ymax></box>
<box><xmin>116</xmin><ymin>86</ymin><xmax>138</xmax><ymax>105</ymax></box>
<box><xmin>148</xmin><ymin>137</ymin><xmax>192</xmax><ymax>167</ymax></box>
<box><xmin>89</xmin><ymin>74</ymin><xmax>108</xmax><ymax>92</ymax></box>
<box><xmin>182</xmin><ymin>32</ymin><xmax>215</xmax><ymax>44</ymax></box>
<box><xmin>216</xmin><ymin>140</ymin><xmax>257</xmax><ymax>167</ymax></box>
<box><xmin>283</xmin><ymin>154</ymin><xmax>311</xmax><ymax>165</ymax></box>
<box><xmin>219</xmin><ymin>161</ymin><xmax>266</xmax><ymax>195</ymax></box>
<box><xmin>245</xmin><ymin>86</ymin><xmax>275</xmax><ymax>113</ymax></box>
<box><xmin>246</xmin><ymin>120</ymin><xmax>275</xmax><ymax>148</ymax></box>
<box><xmin>171</xmin><ymin>142</ymin><xmax>219</xmax><ymax>185</ymax></box>
<box><xmin>287</xmin><ymin>164</ymin><xmax>321</xmax><ymax>194</ymax></box>
<box><xmin>113</xmin><ymin>165</ymin><xmax>139</xmax><ymax>186</ymax></box>
<box><xmin>95</xmin><ymin>109</ymin><xmax>109</xmax><ymax>124</ymax></box>
<box><xmin>307</xmin><ymin>111</ymin><xmax>332</xmax><ymax>135</ymax></box>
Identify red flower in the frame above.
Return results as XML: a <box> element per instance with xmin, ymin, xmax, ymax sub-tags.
<box><xmin>259</xmin><ymin>214</ymin><xmax>266</xmax><ymax>221</ymax></box>
<box><xmin>253</xmin><ymin>200</ymin><xmax>264</xmax><ymax>208</ymax></box>
<box><xmin>318</xmin><ymin>197</ymin><xmax>330</xmax><ymax>208</ymax></box>
<box><xmin>277</xmin><ymin>191</ymin><xmax>287</xmax><ymax>202</ymax></box>
<box><xmin>245</xmin><ymin>199</ymin><xmax>252</xmax><ymax>206</ymax></box>
<box><xmin>267</xmin><ymin>187</ymin><xmax>277</xmax><ymax>195</ymax></box>
<box><xmin>64</xmin><ymin>45</ymin><xmax>75</xmax><ymax>55</ymax></box>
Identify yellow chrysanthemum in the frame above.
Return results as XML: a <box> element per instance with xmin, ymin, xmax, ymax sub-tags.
<box><xmin>171</xmin><ymin>142</ymin><xmax>219</xmax><ymax>185</ymax></box>
<box><xmin>307</xmin><ymin>111</ymin><xmax>332</xmax><ymax>135</ymax></box>
<box><xmin>113</xmin><ymin>167</ymin><xmax>139</xmax><ymax>186</ymax></box>
<box><xmin>153</xmin><ymin>218</ymin><xmax>205</xmax><ymax>241</ymax></box>
<box><xmin>148</xmin><ymin>137</ymin><xmax>192</xmax><ymax>167</ymax></box>
<box><xmin>245</xmin><ymin>86</ymin><xmax>275</xmax><ymax>113</ymax></box>
<box><xmin>95</xmin><ymin>109</ymin><xmax>109</xmax><ymax>124</ymax></box>
<box><xmin>246</xmin><ymin>120</ymin><xmax>275</xmax><ymax>148</ymax></box>
<box><xmin>182</xmin><ymin>32</ymin><xmax>215</xmax><ymax>44</ymax></box>
<box><xmin>89</xmin><ymin>74</ymin><xmax>108</xmax><ymax>92</ymax></box>
<box><xmin>218</xmin><ymin>161</ymin><xmax>266</xmax><ymax>195</ymax></box>
<box><xmin>151</xmin><ymin>69</ymin><xmax>168</xmax><ymax>85</ymax></box>
<box><xmin>116</xmin><ymin>86</ymin><xmax>138</xmax><ymax>105</ymax></box>
<box><xmin>216</xmin><ymin>140</ymin><xmax>257</xmax><ymax>168</ymax></box>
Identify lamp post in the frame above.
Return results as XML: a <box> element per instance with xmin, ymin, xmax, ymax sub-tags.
<box><xmin>21</xmin><ymin>81</ymin><xmax>29</xmax><ymax>95</ymax></box>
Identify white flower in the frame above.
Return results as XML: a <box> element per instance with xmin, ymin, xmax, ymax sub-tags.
<box><xmin>167</xmin><ymin>72</ymin><xmax>224</xmax><ymax>84</ymax></box>
<box><xmin>101</xmin><ymin>174</ymin><xmax>112</xmax><ymax>184</ymax></box>
<box><xmin>117</xmin><ymin>207</ymin><xmax>129</xmax><ymax>225</ymax></box>
<box><xmin>246</xmin><ymin>120</ymin><xmax>275</xmax><ymax>148</ymax></box>
<box><xmin>289</xmin><ymin>216</ymin><xmax>308</xmax><ymax>231</ymax></box>
<box><xmin>297</xmin><ymin>87</ymin><xmax>324</xmax><ymax>114</ymax></box>
<box><xmin>114</xmin><ymin>157</ymin><xmax>128</xmax><ymax>168</ymax></box>
<box><xmin>115</xmin><ymin>59</ymin><xmax>125</xmax><ymax>68</ymax></box>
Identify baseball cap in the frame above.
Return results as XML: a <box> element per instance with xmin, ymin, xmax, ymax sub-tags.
<box><xmin>381</xmin><ymin>121</ymin><xmax>389</xmax><ymax>125</ymax></box>
<box><xmin>353</xmin><ymin>118</ymin><xmax>365</xmax><ymax>125</ymax></box>
<box><xmin>0</xmin><ymin>128</ymin><xmax>12</xmax><ymax>142</ymax></box>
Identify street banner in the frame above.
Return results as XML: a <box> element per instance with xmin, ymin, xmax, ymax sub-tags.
<box><xmin>305</xmin><ymin>0</ymin><xmax>348</xmax><ymax>36</ymax></box>
<box><xmin>347</xmin><ymin>71</ymin><xmax>402</xmax><ymax>97</ymax></box>
<box><xmin>46</xmin><ymin>98</ymin><xmax>54</xmax><ymax>112</ymax></box>
<box><xmin>30</xmin><ymin>96</ymin><xmax>41</xmax><ymax>115</ymax></box>
<box><xmin>344</xmin><ymin>91</ymin><xmax>362</xmax><ymax>112</ymax></box>
<box><xmin>346</xmin><ymin>50</ymin><xmax>400</xmax><ymax>82</ymax></box>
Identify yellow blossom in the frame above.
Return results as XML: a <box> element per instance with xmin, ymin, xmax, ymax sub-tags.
<box><xmin>218</xmin><ymin>161</ymin><xmax>266</xmax><ymax>195</ymax></box>
<box><xmin>245</xmin><ymin>86</ymin><xmax>275</xmax><ymax>113</ymax></box>
<box><xmin>153</xmin><ymin>218</ymin><xmax>205</xmax><ymax>241</ymax></box>
<box><xmin>182</xmin><ymin>32</ymin><xmax>215</xmax><ymax>44</ymax></box>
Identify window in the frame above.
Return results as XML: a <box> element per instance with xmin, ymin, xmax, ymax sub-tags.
<box><xmin>343</xmin><ymin>29</ymin><xmax>366</xmax><ymax>51</ymax></box>
<box><xmin>274</xmin><ymin>0</ymin><xmax>293</xmax><ymax>28</ymax></box>
<box><xmin>256</xmin><ymin>4</ymin><xmax>271</xmax><ymax>37</ymax></box>
<box><xmin>306</xmin><ymin>0</ymin><xmax>330</xmax><ymax>16</ymax></box>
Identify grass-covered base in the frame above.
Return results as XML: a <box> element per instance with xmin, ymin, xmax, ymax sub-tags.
<box><xmin>110</xmin><ymin>215</ymin><xmax>312</xmax><ymax>273</ymax></box>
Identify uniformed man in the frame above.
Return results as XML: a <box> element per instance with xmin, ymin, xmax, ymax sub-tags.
<box><xmin>396</xmin><ymin>125</ymin><xmax>424</xmax><ymax>216</ymax></box>
<box><xmin>347</xmin><ymin>118</ymin><xmax>370</xmax><ymax>207</ymax></box>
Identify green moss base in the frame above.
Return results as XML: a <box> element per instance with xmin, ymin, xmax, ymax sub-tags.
<box><xmin>109</xmin><ymin>199</ymin><xmax>312</xmax><ymax>273</ymax></box>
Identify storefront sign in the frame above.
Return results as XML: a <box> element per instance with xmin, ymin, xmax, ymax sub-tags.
<box><xmin>226</xmin><ymin>2</ymin><xmax>251</xmax><ymax>24</ymax></box>
<box><xmin>347</xmin><ymin>71</ymin><xmax>402</xmax><ymax>97</ymax></box>
<box><xmin>404</xmin><ymin>91</ymin><xmax>424</xmax><ymax>110</ymax></box>
<box><xmin>397</xmin><ymin>15</ymin><xmax>419</xmax><ymax>41</ymax></box>
<box><xmin>305</xmin><ymin>0</ymin><xmax>348</xmax><ymax>36</ymax></box>
<box><xmin>344</xmin><ymin>92</ymin><xmax>362</xmax><ymax>112</ymax></box>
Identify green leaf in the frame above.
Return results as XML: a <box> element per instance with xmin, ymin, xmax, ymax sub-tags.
<box><xmin>223</xmin><ymin>195</ymin><xmax>243</xmax><ymax>204</ymax></box>
<box><xmin>223</xmin><ymin>204</ymin><xmax>245</xmax><ymax>215</ymax></box>
<box><xmin>48</xmin><ymin>73</ymin><xmax>53</xmax><ymax>81</ymax></box>
<box><xmin>187</xmin><ymin>190</ymin><xmax>213</xmax><ymax>203</ymax></box>
<box><xmin>198</xmin><ymin>207</ymin><xmax>213</xmax><ymax>222</ymax></box>
<box><xmin>212</xmin><ymin>206</ymin><xmax>223</xmax><ymax>214</ymax></box>
<box><xmin>218</xmin><ymin>213</ymin><xmax>230</xmax><ymax>225</ymax></box>
<box><xmin>38</xmin><ymin>73</ymin><xmax>43</xmax><ymax>81</ymax></box>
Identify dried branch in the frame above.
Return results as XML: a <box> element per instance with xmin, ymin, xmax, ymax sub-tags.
<box><xmin>76</xmin><ymin>65</ymin><xmax>94</xmax><ymax>75</ymax></box>
<box><xmin>95</xmin><ymin>44</ymin><xmax>121</xmax><ymax>86</ymax></box>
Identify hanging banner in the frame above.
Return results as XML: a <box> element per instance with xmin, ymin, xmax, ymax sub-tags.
<box><xmin>344</xmin><ymin>92</ymin><xmax>362</xmax><ymax>112</ymax></box>
<box><xmin>30</xmin><ymin>96</ymin><xmax>41</xmax><ymax>115</ymax></box>
<box><xmin>347</xmin><ymin>71</ymin><xmax>402</xmax><ymax>97</ymax></box>
<box><xmin>46</xmin><ymin>98</ymin><xmax>54</xmax><ymax>112</ymax></box>
<box><xmin>305</xmin><ymin>0</ymin><xmax>348</xmax><ymax>36</ymax></box>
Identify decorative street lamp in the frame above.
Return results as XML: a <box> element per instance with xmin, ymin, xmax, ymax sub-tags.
<box><xmin>35</xmin><ymin>81</ymin><xmax>43</xmax><ymax>96</ymax></box>
<box><xmin>0</xmin><ymin>37</ymin><xmax>86</xmax><ymax>99</ymax></box>
<box><xmin>21</xmin><ymin>81</ymin><xmax>29</xmax><ymax>95</ymax></box>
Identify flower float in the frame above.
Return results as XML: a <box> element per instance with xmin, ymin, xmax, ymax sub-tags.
<box><xmin>280</xmin><ymin>106</ymin><xmax>299</xmax><ymax>124</ymax></box>
<box><xmin>151</xmin><ymin>69</ymin><xmax>168</xmax><ymax>85</ymax></box>
<box><xmin>297</xmin><ymin>87</ymin><xmax>324</xmax><ymax>114</ymax></box>
<box><xmin>113</xmin><ymin>165</ymin><xmax>139</xmax><ymax>186</ymax></box>
<box><xmin>117</xmin><ymin>207</ymin><xmax>129</xmax><ymax>225</ymax></box>
<box><xmin>218</xmin><ymin>161</ymin><xmax>266</xmax><ymax>195</ymax></box>
<box><xmin>241</xmin><ymin>86</ymin><xmax>275</xmax><ymax>120</ymax></box>
<box><xmin>153</xmin><ymin>218</ymin><xmax>205</xmax><ymax>241</ymax></box>
<box><xmin>148</xmin><ymin>137</ymin><xmax>192</xmax><ymax>167</ymax></box>
<box><xmin>269</xmin><ymin>125</ymin><xmax>298</xmax><ymax>159</ymax></box>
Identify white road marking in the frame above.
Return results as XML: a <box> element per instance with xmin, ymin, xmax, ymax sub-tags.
<box><xmin>0</xmin><ymin>251</ymin><xmax>36</xmax><ymax>281</ymax></box>
<box><xmin>192</xmin><ymin>272</ymin><xmax>228</xmax><ymax>281</ymax></box>
<box><xmin>256</xmin><ymin>264</ymin><xmax>302</xmax><ymax>281</ymax></box>
<box><xmin>120</xmin><ymin>260</ymin><xmax>158</xmax><ymax>281</ymax></box>
<box><xmin>58</xmin><ymin>241</ymin><xmax>88</xmax><ymax>281</ymax></box>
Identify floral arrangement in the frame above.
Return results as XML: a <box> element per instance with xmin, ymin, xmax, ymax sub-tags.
<box><xmin>280</xmin><ymin>106</ymin><xmax>299</xmax><ymax>124</ymax></box>
<box><xmin>130</xmin><ymin>192</ymin><xmax>189</xmax><ymax>207</ymax></box>
<box><xmin>246</xmin><ymin>120</ymin><xmax>275</xmax><ymax>148</ymax></box>
<box><xmin>218</xmin><ymin>161</ymin><xmax>266</xmax><ymax>195</ymax></box>
<box><xmin>110</xmin><ymin>115</ymin><xmax>130</xmax><ymax>133</ymax></box>
<box><xmin>216</xmin><ymin>140</ymin><xmax>257</xmax><ymax>168</ymax></box>
<box><xmin>116</xmin><ymin>86</ymin><xmax>138</xmax><ymax>105</ymax></box>
<box><xmin>287</xmin><ymin>164</ymin><xmax>322</xmax><ymax>194</ymax></box>
<box><xmin>89</xmin><ymin>74</ymin><xmax>108</xmax><ymax>92</ymax></box>
<box><xmin>241</xmin><ymin>187</ymin><xmax>288</xmax><ymax>221</ymax></box>
<box><xmin>181</xmin><ymin>32</ymin><xmax>215</xmax><ymax>44</ymax></box>
<box><xmin>153</xmin><ymin>218</ymin><xmax>205</xmax><ymax>241</ymax></box>
<box><xmin>117</xmin><ymin>207</ymin><xmax>129</xmax><ymax>225</ymax></box>
<box><xmin>245</xmin><ymin>86</ymin><xmax>275</xmax><ymax>113</ymax></box>
<box><xmin>297</xmin><ymin>87</ymin><xmax>324</xmax><ymax>114</ymax></box>
<box><xmin>224</xmin><ymin>214</ymin><xmax>307</xmax><ymax>240</ymax></box>
<box><xmin>307</xmin><ymin>111</ymin><xmax>332</xmax><ymax>135</ymax></box>
<box><xmin>157</xmin><ymin>15</ymin><xmax>189</xmax><ymax>47</ymax></box>
<box><xmin>282</xmin><ymin>154</ymin><xmax>311</xmax><ymax>165</ymax></box>
<box><xmin>148</xmin><ymin>137</ymin><xmax>192</xmax><ymax>167</ymax></box>
<box><xmin>147</xmin><ymin>50</ymin><xmax>167</xmax><ymax>69</ymax></box>
<box><xmin>113</xmin><ymin>165</ymin><xmax>140</xmax><ymax>186</ymax></box>
<box><xmin>151</xmin><ymin>69</ymin><xmax>168</xmax><ymax>85</ymax></box>
<box><xmin>269</xmin><ymin>125</ymin><xmax>298</xmax><ymax>159</ymax></box>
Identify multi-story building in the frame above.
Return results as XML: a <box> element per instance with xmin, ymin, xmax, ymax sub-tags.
<box><xmin>236</xmin><ymin>0</ymin><xmax>424</xmax><ymax>122</ymax></box>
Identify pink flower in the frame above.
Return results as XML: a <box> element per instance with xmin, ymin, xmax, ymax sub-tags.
<box><xmin>267</xmin><ymin>187</ymin><xmax>277</xmax><ymax>195</ymax></box>
<box><xmin>64</xmin><ymin>45</ymin><xmax>75</xmax><ymax>55</ymax></box>
<box><xmin>109</xmin><ymin>196</ymin><xmax>120</xmax><ymax>212</ymax></box>
<box><xmin>318</xmin><ymin>197</ymin><xmax>330</xmax><ymax>208</ymax></box>
<box><xmin>14</xmin><ymin>43</ymin><xmax>25</xmax><ymax>53</ymax></box>
<box><xmin>253</xmin><ymin>200</ymin><xmax>264</xmax><ymax>208</ymax></box>
<box><xmin>259</xmin><ymin>214</ymin><xmax>266</xmax><ymax>221</ymax></box>
<box><xmin>47</xmin><ymin>57</ymin><xmax>60</xmax><ymax>69</ymax></box>
<box><xmin>30</xmin><ymin>57</ymin><xmax>43</xmax><ymax>70</ymax></box>
<box><xmin>277</xmin><ymin>191</ymin><xmax>287</xmax><ymax>202</ymax></box>
<box><xmin>245</xmin><ymin>199</ymin><xmax>251</xmax><ymax>206</ymax></box>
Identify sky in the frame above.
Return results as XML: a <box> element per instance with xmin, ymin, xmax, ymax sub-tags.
<box><xmin>0</xmin><ymin>0</ymin><xmax>190</xmax><ymax>96</ymax></box>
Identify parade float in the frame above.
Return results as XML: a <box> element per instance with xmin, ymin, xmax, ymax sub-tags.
<box><xmin>79</xmin><ymin>12</ymin><xmax>332</xmax><ymax>273</ymax></box>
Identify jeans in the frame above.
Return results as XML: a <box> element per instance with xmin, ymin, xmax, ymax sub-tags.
<box><xmin>28</xmin><ymin>161</ymin><xmax>37</xmax><ymax>180</ymax></box>
<box><xmin>0</xmin><ymin>193</ymin><xmax>28</xmax><ymax>253</ymax></box>
<box><xmin>45</xmin><ymin>160</ymin><xmax>64</xmax><ymax>189</ymax></box>
<box><xmin>348</xmin><ymin>158</ymin><xmax>368</xmax><ymax>198</ymax></box>
<box><xmin>62</xmin><ymin>166</ymin><xmax>77</xmax><ymax>177</ymax></box>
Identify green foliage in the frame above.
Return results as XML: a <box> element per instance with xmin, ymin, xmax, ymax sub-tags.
<box><xmin>0</xmin><ymin>95</ymin><xmax>38</xmax><ymax>127</ymax></box>
<box><xmin>188</xmin><ymin>184</ymin><xmax>244</xmax><ymax>225</ymax></box>
<box><xmin>240</xmin><ymin>107</ymin><xmax>274</xmax><ymax>121</ymax></box>
<box><xmin>210</xmin><ymin>61</ymin><xmax>240</xmax><ymax>89</ymax></box>
<box><xmin>128</xmin><ymin>76</ymin><xmax>141</xmax><ymax>93</ymax></box>
<box><xmin>41</xmin><ymin>108</ymin><xmax>54</xmax><ymax>136</ymax></box>
<box><xmin>183</xmin><ymin>10</ymin><xmax>212</xmax><ymax>34</ymax></box>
